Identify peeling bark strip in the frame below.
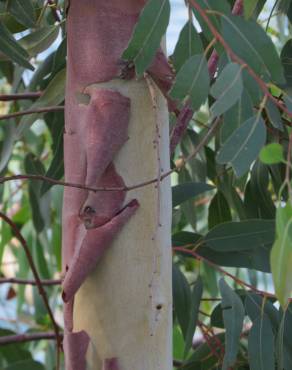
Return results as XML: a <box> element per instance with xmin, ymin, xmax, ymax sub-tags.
<box><xmin>63</xmin><ymin>1</ymin><xmax>146</xmax><ymax>369</ymax></box>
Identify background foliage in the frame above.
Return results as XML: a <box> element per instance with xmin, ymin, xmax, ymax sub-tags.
<box><xmin>0</xmin><ymin>0</ymin><xmax>292</xmax><ymax>369</ymax></box>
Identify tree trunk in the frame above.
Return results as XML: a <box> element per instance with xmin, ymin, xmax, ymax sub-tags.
<box><xmin>63</xmin><ymin>1</ymin><xmax>172</xmax><ymax>369</ymax></box>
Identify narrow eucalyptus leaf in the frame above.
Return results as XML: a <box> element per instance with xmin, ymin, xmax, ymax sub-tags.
<box><xmin>216</xmin><ymin>115</ymin><xmax>266</xmax><ymax>177</ymax></box>
<box><xmin>220</xmin><ymin>279</ymin><xmax>244</xmax><ymax>370</ymax></box>
<box><xmin>122</xmin><ymin>0</ymin><xmax>170</xmax><ymax>76</ymax></box>
<box><xmin>19</xmin><ymin>25</ymin><xmax>60</xmax><ymax>57</ymax></box>
<box><xmin>172</xmin><ymin>182</ymin><xmax>214</xmax><ymax>207</ymax></box>
<box><xmin>271</xmin><ymin>203</ymin><xmax>292</xmax><ymax>307</ymax></box>
<box><xmin>173</xmin><ymin>264</ymin><xmax>191</xmax><ymax>338</ymax></box>
<box><xmin>248</xmin><ymin>315</ymin><xmax>275</xmax><ymax>370</ymax></box>
<box><xmin>171</xmin><ymin>21</ymin><xmax>203</xmax><ymax>72</ymax></box>
<box><xmin>0</xmin><ymin>23</ymin><xmax>33</xmax><ymax>70</ymax></box>
<box><xmin>204</xmin><ymin>219</ymin><xmax>275</xmax><ymax>252</ymax></box>
<box><xmin>184</xmin><ymin>277</ymin><xmax>203</xmax><ymax>357</ymax></box>
<box><xmin>170</xmin><ymin>54</ymin><xmax>210</xmax><ymax>110</ymax></box>
<box><xmin>222</xmin><ymin>15</ymin><xmax>285</xmax><ymax>83</ymax></box>
<box><xmin>210</xmin><ymin>63</ymin><xmax>243</xmax><ymax>117</ymax></box>
<box><xmin>8</xmin><ymin>0</ymin><xmax>35</xmax><ymax>28</ymax></box>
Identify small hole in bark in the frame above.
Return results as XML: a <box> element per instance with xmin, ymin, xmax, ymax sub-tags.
<box><xmin>84</xmin><ymin>206</ymin><xmax>95</xmax><ymax>214</ymax></box>
<box><xmin>62</xmin><ymin>291</ymin><xmax>67</xmax><ymax>302</ymax></box>
<box><xmin>156</xmin><ymin>304</ymin><xmax>163</xmax><ymax>310</ymax></box>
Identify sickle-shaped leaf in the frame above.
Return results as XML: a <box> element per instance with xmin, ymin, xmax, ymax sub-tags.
<box><xmin>222</xmin><ymin>14</ymin><xmax>285</xmax><ymax>83</ymax></box>
<box><xmin>172</xmin><ymin>182</ymin><xmax>214</xmax><ymax>207</ymax></box>
<box><xmin>172</xmin><ymin>264</ymin><xmax>191</xmax><ymax>338</ymax></box>
<box><xmin>184</xmin><ymin>277</ymin><xmax>203</xmax><ymax>357</ymax></box>
<box><xmin>220</xmin><ymin>279</ymin><xmax>244</xmax><ymax>370</ymax></box>
<box><xmin>19</xmin><ymin>25</ymin><xmax>60</xmax><ymax>57</ymax></box>
<box><xmin>0</xmin><ymin>22</ymin><xmax>33</xmax><ymax>70</ymax></box>
<box><xmin>248</xmin><ymin>314</ymin><xmax>275</xmax><ymax>370</ymax></box>
<box><xmin>171</xmin><ymin>21</ymin><xmax>203</xmax><ymax>72</ymax></box>
<box><xmin>216</xmin><ymin>114</ymin><xmax>266</xmax><ymax>177</ymax></box>
<box><xmin>8</xmin><ymin>0</ymin><xmax>36</xmax><ymax>28</ymax></box>
<box><xmin>204</xmin><ymin>219</ymin><xmax>275</xmax><ymax>252</ymax></box>
<box><xmin>122</xmin><ymin>0</ymin><xmax>170</xmax><ymax>76</ymax></box>
<box><xmin>271</xmin><ymin>203</ymin><xmax>292</xmax><ymax>307</ymax></box>
<box><xmin>170</xmin><ymin>54</ymin><xmax>210</xmax><ymax>110</ymax></box>
<box><xmin>210</xmin><ymin>63</ymin><xmax>243</xmax><ymax>117</ymax></box>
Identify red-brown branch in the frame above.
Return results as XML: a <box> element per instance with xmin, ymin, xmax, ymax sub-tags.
<box><xmin>0</xmin><ymin>277</ymin><xmax>61</xmax><ymax>286</ymax></box>
<box><xmin>0</xmin><ymin>106</ymin><xmax>64</xmax><ymax>121</ymax></box>
<box><xmin>208</xmin><ymin>0</ymin><xmax>243</xmax><ymax>78</ymax></box>
<box><xmin>0</xmin><ymin>212</ymin><xmax>62</xmax><ymax>360</ymax></box>
<box><xmin>173</xmin><ymin>246</ymin><xmax>276</xmax><ymax>298</ymax></box>
<box><xmin>0</xmin><ymin>92</ymin><xmax>42</xmax><ymax>101</ymax></box>
<box><xmin>188</xmin><ymin>0</ymin><xmax>292</xmax><ymax>119</ymax></box>
<box><xmin>0</xmin><ymin>331</ymin><xmax>63</xmax><ymax>345</ymax></box>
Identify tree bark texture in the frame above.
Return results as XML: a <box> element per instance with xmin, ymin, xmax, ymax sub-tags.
<box><xmin>63</xmin><ymin>1</ymin><xmax>172</xmax><ymax>369</ymax></box>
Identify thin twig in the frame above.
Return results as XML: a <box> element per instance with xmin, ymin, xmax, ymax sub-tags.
<box><xmin>0</xmin><ymin>331</ymin><xmax>63</xmax><ymax>345</ymax></box>
<box><xmin>0</xmin><ymin>106</ymin><xmax>64</xmax><ymax>121</ymax></box>
<box><xmin>0</xmin><ymin>212</ymin><xmax>62</xmax><ymax>365</ymax></box>
<box><xmin>0</xmin><ymin>117</ymin><xmax>221</xmax><ymax>193</ymax></box>
<box><xmin>0</xmin><ymin>277</ymin><xmax>61</xmax><ymax>286</ymax></box>
<box><xmin>173</xmin><ymin>246</ymin><xmax>277</xmax><ymax>298</ymax></box>
<box><xmin>0</xmin><ymin>92</ymin><xmax>42</xmax><ymax>101</ymax></box>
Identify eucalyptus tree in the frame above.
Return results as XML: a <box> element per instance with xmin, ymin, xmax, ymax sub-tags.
<box><xmin>0</xmin><ymin>1</ymin><xmax>292</xmax><ymax>370</ymax></box>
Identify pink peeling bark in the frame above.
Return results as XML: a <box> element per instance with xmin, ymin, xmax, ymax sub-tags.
<box><xmin>63</xmin><ymin>1</ymin><xmax>148</xmax><ymax>369</ymax></box>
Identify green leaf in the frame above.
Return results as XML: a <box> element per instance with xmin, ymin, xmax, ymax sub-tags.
<box><xmin>8</xmin><ymin>0</ymin><xmax>35</xmax><ymax>28</ymax></box>
<box><xmin>204</xmin><ymin>219</ymin><xmax>275</xmax><ymax>252</ymax></box>
<box><xmin>265</xmin><ymin>100</ymin><xmax>283</xmax><ymax>131</ymax></box>
<box><xmin>244</xmin><ymin>161</ymin><xmax>275</xmax><ymax>219</ymax></box>
<box><xmin>171</xmin><ymin>21</ymin><xmax>203</xmax><ymax>72</ymax></box>
<box><xmin>211</xmin><ymin>303</ymin><xmax>224</xmax><ymax>328</ymax></box>
<box><xmin>122</xmin><ymin>0</ymin><xmax>170</xmax><ymax>76</ymax></box>
<box><xmin>216</xmin><ymin>115</ymin><xmax>267</xmax><ymax>177</ymax></box>
<box><xmin>276</xmin><ymin>303</ymin><xmax>292</xmax><ymax>370</ymax></box>
<box><xmin>197</xmin><ymin>244</ymin><xmax>271</xmax><ymax>272</ymax></box>
<box><xmin>172</xmin><ymin>182</ymin><xmax>214</xmax><ymax>207</ymax></box>
<box><xmin>208</xmin><ymin>191</ymin><xmax>232</xmax><ymax>229</ymax></box>
<box><xmin>184</xmin><ymin>277</ymin><xmax>203</xmax><ymax>357</ymax></box>
<box><xmin>260</xmin><ymin>143</ymin><xmax>284</xmax><ymax>164</ymax></box>
<box><xmin>170</xmin><ymin>54</ymin><xmax>210</xmax><ymax>110</ymax></box>
<box><xmin>221</xmin><ymin>90</ymin><xmax>254</xmax><ymax>143</ymax></box>
<box><xmin>191</xmin><ymin>0</ymin><xmax>231</xmax><ymax>46</ymax></box>
<box><xmin>16</xmin><ymin>68</ymin><xmax>66</xmax><ymax>137</ymax></box>
<box><xmin>220</xmin><ymin>279</ymin><xmax>244</xmax><ymax>370</ymax></box>
<box><xmin>245</xmin><ymin>293</ymin><xmax>279</xmax><ymax>329</ymax></box>
<box><xmin>0</xmin><ymin>120</ymin><xmax>15</xmax><ymax>172</ymax></box>
<box><xmin>173</xmin><ymin>264</ymin><xmax>191</xmax><ymax>338</ymax></box>
<box><xmin>222</xmin><ymin>15</ymin><xmax>285</xmax><ymax>83</ymax></box>
<box><xmin>40</xmin><ymin>111</ymin><xmax>64</xmax><ymax>195</ymax></box>
<box><xmin>19</xmin><ymin>25</ymin><xmax>60</xmax><ymax>57</ymax></box>
<box><xmin>271</xmin><ymin>203</ymin><xmax>292</xmax><ymax>307</ymax></box>
<box><xmin>244</xmin><ymin>0</ymin><xmax>261</xmax><ymax>19</ymax></box>
<box><xmin>210</xmin><ymin>63</ymin><xmax>243</xmax><ymax>117</ymax></box>
<box><xmin>4</xmin><ymin>360</ymin><xmax>45</xmax><ymax>370</ymax></box>
<box><xmin>173</xmin><ymin>325</ymin><xmax>185</xmax><ymax>360</ymax></box>
<box><xmin>0</xmin><ymin>328</ymin><xmax>32</xmax><ymax>364</ymax></box>
<box><xmin>281</xmin><ymin>39</ymin><xmax>292</xmax><ymax>87</ymax></box>
<box><xmin>24</xmin><ymin>153</ymin><xmax>45</xmax><ymax>233</ymax></box>
<box><xmin>248</xmin><ymin>315</ymin><xmax>275</xmax><ymax>370</ymax></box>
<box><xmin>0</xmin><ymin>22</ymin><xmax>33</xmax><ymax>70</ymax></box>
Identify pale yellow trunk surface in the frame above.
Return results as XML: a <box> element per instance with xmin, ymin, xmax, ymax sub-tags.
<box><xmin>73</xmin><ymin>79</ymin><xmax>172</xmax><ymax>370</ymax></box>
